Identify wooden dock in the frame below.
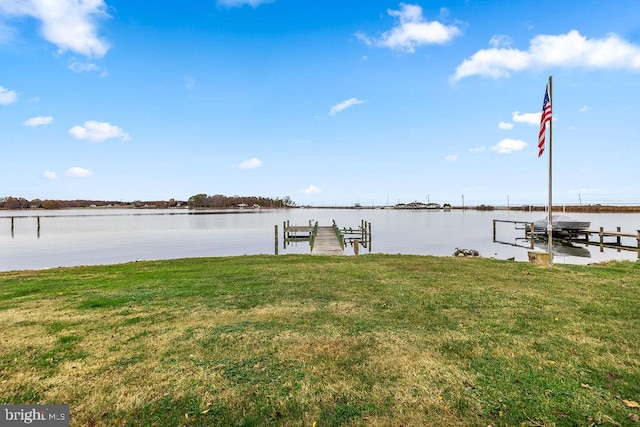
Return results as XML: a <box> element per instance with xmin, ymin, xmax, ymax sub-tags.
<box><xmin>276</xmin><ymin>220</ymin><xmax>371</xmax><ymax>255</ymax></box>
<box><xmin>311</xmin><ymin>226</ymin><xmax>344</xmax><ymax>255</ymax></box>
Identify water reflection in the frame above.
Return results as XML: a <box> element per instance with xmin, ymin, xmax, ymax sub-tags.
<box><xmin>498</xmin><ymin>238</ymin><xmax>592</xmax><ymax>258</ymax></box>
<box><xmin>1</xmin><ymin>208</ymin><xmax>638</xmax><ymax>271</ymax></box>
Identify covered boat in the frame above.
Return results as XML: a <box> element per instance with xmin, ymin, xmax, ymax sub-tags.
<box><xmin>533</xmin><ymin>214</ymin><xmax>591</xmax><ymax>233</ymax></box>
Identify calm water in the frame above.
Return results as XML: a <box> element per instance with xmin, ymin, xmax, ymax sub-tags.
<box><xmin>1</xmin><ymin>208</ymin><xmax>638</xmax><ymax>271</ymax></box>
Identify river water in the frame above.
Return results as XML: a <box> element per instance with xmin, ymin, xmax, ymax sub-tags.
<box><xmin>1</xmin><ymin>208</ymin><xmax>638</xmax><ymax>271</ymax></box>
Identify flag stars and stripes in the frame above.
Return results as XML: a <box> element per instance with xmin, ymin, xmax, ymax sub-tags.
<box><xmin>538</xmin><ymin>85</ymin><xmax>552</xmax><ymax>157</ymax></box>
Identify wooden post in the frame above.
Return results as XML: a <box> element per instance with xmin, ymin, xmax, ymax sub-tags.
<box><xmin>616</xmin><ymin>226</ymin><xmax>621</xmax><ymax>246</ymax></box>
<box><xmin>282</xmin><ymin>222</ymin><xmax>287</xmax><ymax>249</ymax></box>
<box><xmin>11</xmin><ymin>217</ymin><xmax>14</xmax><ymax>233</ymax></box>
<box><xmin>530</xmin><ymin>223</ymin><xmax>535</xmax><ymax>249</ymax></box>
<box><xmin>492</xmin><ymin>220</ymin><xmax>496</xmax><ymax>241</ymax></box>
<box><xmin>368</xmin><ymin>222</ymin><xmax>372</xmax><ymax>252</ymax></box>
<box><xmin>362</xmin><ymin>221</ymin><xmax>369</xmax><ymax>248</ymax></box>
<box><xmin>274</xmin><ymin>225</ymin><xmax>278</xmax><ymax>255</ymax></box>
<box><xmin>636</xmin><ymin>231</ymin><xmax>640</xmax><ymax>259</ymax></box>
<box><xmin>599</xmin><ymin>226</ymin><xmax>604</xmax><ymax>252</ymax></box>
<box><xmin>354</xmin><ymin>239</ymin><xmax>359</xmax><ymax>257</ymax></box>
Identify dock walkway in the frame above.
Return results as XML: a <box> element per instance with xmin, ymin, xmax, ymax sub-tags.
<box><xmin>311</xmin><ymin>226</ymin><xmax>344</xmax><ymax>255</ymax></box>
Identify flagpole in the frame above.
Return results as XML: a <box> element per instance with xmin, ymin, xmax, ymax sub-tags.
<box><xmin>547</xmin><ymin>75</ymin><xmax>553</xmax><ymax>266</ymax></box>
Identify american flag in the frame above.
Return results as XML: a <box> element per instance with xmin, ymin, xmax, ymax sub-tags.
<box><xmin>538</xmin><ymin>84</ymin><xmax>552</xmax><ymax>157</ymax></box>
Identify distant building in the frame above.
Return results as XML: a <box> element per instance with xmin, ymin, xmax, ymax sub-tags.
<box><xmin>394</xmin><ymin>202</ymin><xmax>441</xmax><ymax>210</ymax></box>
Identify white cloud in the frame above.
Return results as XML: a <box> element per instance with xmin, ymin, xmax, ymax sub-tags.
<box><xmin>489</xmin><ymin>35</ymin><xmax>512</xmax><ymax>48</ymax></box>
<box><xmin>43</xmin><ymin>170</ymin><xmax>58</xmax><ymax>180</ymax></box>
<box><xmin>445</xmin><ymin>154</ymin><xmax>458</xmax><ymax>162</ymax></box>
<box><xmin>453</xmin><ymin>30</ymin><xmax>640</xmax><ymax>81</ymax></box>
<box><xmin>68</xmin><ymin>59</ymin><xmax>99</xmax><ymax>72</ymax></box>
<box><xmin>512</xmin><ymin>111</ymin><xmax>540</xmax><ymax>125</ymax></box>
<box><xmin>68</xmin><ymin>58</ymin><xmax>106</xmax><ymax>75</ymax></box>
<box><xmin>0</xmin><ymin>85</ymin><xmax>17</xmax><ymax>105</ymax></box>
<box><xmin>69</xmin><ymin>121</ymin><xmax>131</xmax><ymax>142</ymax></box>
<box><xmin>329</xmin><ymin>98</ymin><xmax>365</xmax><ymax>116</ymax></box>
<box><xmin>580</xmin><ymin>105</ymin><xmax>591</xmax><ymax>112</ymax></box>
<box><xmin>238</xmin><ymin>157</ymin><xmax>263</xmax><ymax>169</ymax></box>
<box><xmin>65</xmin><ymin>167</ymin><xmax>92</xmax><ymax>178</ymax></box>
<box><xmin>357</xmin><ymin>3</ymin><xmax>461</xmax><ymax>53</ymax></box>
<box><xmin>23</xmin><ymin>116</ymin><xmax>53</xmax><ymax>127</ymax></box>
<box><xmin>469</xmin><ymin>146</ymin><xmax>485</xmax><ymax>153</ymax></box>
<box><xmin>302</xmin><ymin>185</ymin><xmax>321</xmax><ymax>195</ymax></box>
<box><xmin>498</xmin><ymin>121</ymin><xmax>514</xmax><ymax>130</ymax></box>
<box><xmin>0</xmin><ymin>0</ymin><xmax>110</xmax><ymax>58</ymax></box>
<box><xmin>217</xmin><ymin>0</ymin><xmax>272</xmax><ymax>7</ymax></box>
<box><xmin>356</xmin><ymin>33</ymin><xmax>374</xmax><ymax>48</ymax></box>
<box><xmin>491</xmin><ymin>138</ymin><xmax>528</xmax><ymax>154</ymax></box>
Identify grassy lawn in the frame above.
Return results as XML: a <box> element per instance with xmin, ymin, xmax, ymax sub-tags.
<box><xmin>1</xmin><ymin>255</ymin><xmax>639</xmax><ymax>426</ymax></box>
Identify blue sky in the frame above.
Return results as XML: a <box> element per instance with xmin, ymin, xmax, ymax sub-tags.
<box><xmin>1</xmin><ymin>0</ymin><xmax>640</xmax><ymax>206</ymax></box>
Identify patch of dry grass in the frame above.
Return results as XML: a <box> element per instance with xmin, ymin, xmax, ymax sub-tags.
<box><xmin>1</xmin><ymin>255</ymin><xmax>639</xmax><ymax>426</ymax></box>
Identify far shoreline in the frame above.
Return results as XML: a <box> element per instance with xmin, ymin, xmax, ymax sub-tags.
<box><xmin>2</xmin><ymin>203</ymin><xmax>640</xmax><ymax>213</ymax></box>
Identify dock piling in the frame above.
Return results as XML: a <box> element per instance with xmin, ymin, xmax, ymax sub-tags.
<box><xmin>529</xmin><ymin>224</ymin><xmax>535</xmax><ymax>249</ymax></box>
<box><xmin>274</xmin><ymin>225</ymin><xmax>278</xmax><ymax>255</ymax></box>
<box><xmin>599</xmin><ymin>227</ymin><xmax>604</xmax><ymax>252</ymax></box>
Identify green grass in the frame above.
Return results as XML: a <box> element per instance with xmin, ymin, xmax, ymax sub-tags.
<box><xmin>1</xmin><ymin>255</ymin><xmax>639</xmax><ymax>426</ymax></box>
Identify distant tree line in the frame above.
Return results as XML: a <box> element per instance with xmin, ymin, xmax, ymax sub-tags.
<box><xmin>187</xmin><ymin>194</ymin><xmax>295</xmax><ymax>209</ymax></box>
<box><xmin>0</xmin><ymin>196</ymin><xmax>183</xmax><ymax>210</ymax></box>
<box><xmin>0</xmin><ymin>194</ymin><xmax>297</xmax><ymax>210</ymax></box>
